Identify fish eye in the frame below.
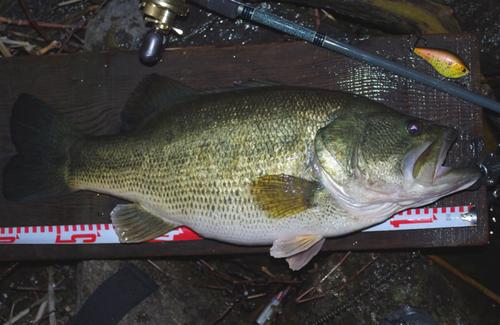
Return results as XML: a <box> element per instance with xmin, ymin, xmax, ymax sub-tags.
<box><xmin>406</xmin><ymin>121</ymin><xmax>422</xmax><ymax>135</ymax></box>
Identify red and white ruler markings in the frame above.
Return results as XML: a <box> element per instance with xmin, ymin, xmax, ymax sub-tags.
<box><xmin>0</xmin><ymin>206</ymin><xmax>476</xmax><ymax>244</ymax></box>
<box><xmin>0</xmin><ymin>224</ymin><xmax>202</xmax><ymax>244</ymax></box>
<box><xmin>363</xmin><ymin>205</ymin><xmax>475</xmax><ymax>232</ymax></box>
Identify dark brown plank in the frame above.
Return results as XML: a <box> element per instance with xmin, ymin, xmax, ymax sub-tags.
<box><xmin>0</xmin><ymin>34</ymin><xmax>487</xmax><ymax>260</ymax></box>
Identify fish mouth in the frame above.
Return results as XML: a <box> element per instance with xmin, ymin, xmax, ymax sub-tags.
<box><xmin>408</xmin><ymin>129</ymin><xmax>480</xmax><ymax>190</ymax></box>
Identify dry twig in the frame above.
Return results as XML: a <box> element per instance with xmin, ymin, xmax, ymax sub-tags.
<box><xmin>7</xmin><ymin>30</ymin><xmax>45</xmax><ymax>42</ymax></box>
<box><xmin>297</xmin><ymin>251</ymin><xmax>351</xmax><ymax>302</ymax></box>
<box><xmin>321</xmin><ymin>9</ymin><xmax>337</xmax><ymax>22</ymax></box>
<box><xmin>7</xmin><ymin>296</ymin><xmax>49</xmax><ymax>325</ymax></box>
<box><xmin>8</xmin><ymin>299</ymin><xmax>28</xmax><ymax>325</ymax></box>
<box><xmin>33</xmin><ymin>300</ymin><xmax>48</xmax><ymax>324</ymax></box>
<box><xmin>32</xmin><ymin>309</ymin><xmax>56</xmax><ymax>325</ymax></box>
<box><xmin>0</xmin><ymin>16</ymin><xmax>80</xmax><ymax>29</ymax></box>
<box><xmin>11</xmin><ymin>285</ymin><xmax>67</xmax><ymax>292</ymax></box>
<box><xmin>0</xmin><ymin>37</ymin><xmax>37</xmax><ymax>55</ymax></box>
<box><xmin>58</xmin><ymin>0</ymin><xmax>109</xmax><ymax>53</ymax></box>
<box><xmin>0</xmin><ymin>40</ymin><xmax>12</xmax><ymax>57</ymax></box>
<box><xmin>481</xmin><ymin>75</ymin><xmax>500</xmax><ymax>83</ymax></box>
<box><xmin>297</xmin><ymin>254</ymin><xmax>378</xmax><ymax>304</ymax></box>
<box><xmin>261</xmin><ymin>266</ymin><xmax>277</xmax><ymax>279</ymax></box>
<box><xmin>147</xmin><ymin>260</ymin><xmax>229</xmax><ymax>291</ymax></box>
<box><xmin>208</xmin><ymin>303</ymin><xmax>233</xmax><ymax>325</ymax></box>
<box><xmin>428</xmin><ymin>254</ymin><xmax>500</xmax><ymax>304</ymax></box>
<box><xmin>48</xmin><ymin>266</ymin><xmax>56</xmax><ymax>325</ymax></box>
<box><xmin>0</xmin><ymin>262</ymin><xmax>19</xmax><ymax>280</ymax></box>
<box><xmin>37</xmin><ymin>40</ymin><xmax>61</xmax><ymax>55</ymax></box>
<box><xmin>314</xmin><ymin>8</ymin><xmax>336</xmax><ymax>31</ymax></box>
<box><xmin>18</xmin><ymin>0</ymin><xmax>49</xmax><ymax>39</ymax></box>
<box><xmin>58</xmin><ymin>0</ymin><xmax>83</xmax><ymax>6</ymax></box>
<box><xmin>149</xmin><ymin>259</ymin><xmax>298</xmax><ymax>324</ymax></box>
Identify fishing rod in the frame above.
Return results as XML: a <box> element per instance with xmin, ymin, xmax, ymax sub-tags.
<box><xmin>138</xmin><ymin>0</ymin><xmax>500</xmax><ymax>114</ymax></box>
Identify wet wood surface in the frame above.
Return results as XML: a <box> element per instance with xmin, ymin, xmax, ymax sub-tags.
<box><xmin>250</xmin><ymin>0</ymin><xmax>462</xmax><ymax>34</ymax></box>
<box><xmin>0</xmin><ymin>34</ymin><xmax>488</xmax><ymax>260</ymax></box>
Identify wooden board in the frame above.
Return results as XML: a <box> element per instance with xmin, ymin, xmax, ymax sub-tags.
<box><xmin>0</xmin><ymin>34</ymin><xmax>488</xmax><ymax>261</ymax></box>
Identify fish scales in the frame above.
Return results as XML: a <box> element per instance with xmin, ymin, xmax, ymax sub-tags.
<box><xmin>3</xmin><ymin>74</ymin><xmax>480</xmax><ymax>270</ymax></box>
<box><xmin>68</xmin><ymin>87</ymin><xmax>354</xmax><ymax>244</ymax></box>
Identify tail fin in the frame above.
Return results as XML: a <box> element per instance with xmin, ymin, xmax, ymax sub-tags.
<box><xmin>3</xmin><ymin>94</ymin><xmax>82</xmax><ymax>201</ymax></box>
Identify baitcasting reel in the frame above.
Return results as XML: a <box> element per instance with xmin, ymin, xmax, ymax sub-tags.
<box><xmin>139</xmin><ymin>0</ymin><xmax>189</xmax><ymax>64</ymax></box>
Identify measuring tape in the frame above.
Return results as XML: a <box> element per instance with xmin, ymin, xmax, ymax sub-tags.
<box><xmin>0</xmin><ymin>206</ymin><xmax>476</xmax><ymax>244</ymax></box>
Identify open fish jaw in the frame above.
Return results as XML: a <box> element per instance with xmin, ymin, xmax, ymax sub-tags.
<box><xmin>325</xmin><ymin>127</ymin><xmax>480</xmax><ymax>219</ymax></box>
<box><xmin>3</xmin><ymin>74</ymin><xmax>482</xmax><ymax>271</ymax></box>
<box><xmin>410</xmin><ymin>129</ymin><xmax>479</xmax><ymax>191</ymax></box>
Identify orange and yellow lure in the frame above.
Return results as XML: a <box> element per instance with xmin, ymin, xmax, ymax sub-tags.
<box><xmin>413</xmin><ymin>47</ymin><xmax>470</xmax><ymax>78</ymax></box>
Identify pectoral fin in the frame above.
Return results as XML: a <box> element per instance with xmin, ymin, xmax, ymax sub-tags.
<box><xmin>271</xmin><ymin>235</ymin><xmax>325</xmax><ymax>270</ymax></box>
<box><xmin>110</xmin><ymin>203</ymin><xmax>179</xmax><ymax>243</ymax></box>
<box><xmin>252</xmin><ymin>174</ymin><xmax>319</xmax><ymax>219</ymax></box>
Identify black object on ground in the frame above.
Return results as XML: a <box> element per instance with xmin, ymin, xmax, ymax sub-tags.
<box><xmin>69</xmin><ymin>263</ymin><xmax>159</xmax><ymax>325</ymax></box>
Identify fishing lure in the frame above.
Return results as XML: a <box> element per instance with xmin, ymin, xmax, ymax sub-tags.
<box><xmin>413</xmin><ymin>47</ymin><xmax>470</xmax><ymax>79</ymax></box>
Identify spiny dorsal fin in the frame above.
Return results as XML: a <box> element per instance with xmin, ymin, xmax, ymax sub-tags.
<box><xmin>121</xmin><ymin>75</ymin><xmax>283</xmax><ymax>131</ymax></box>
<box><xmin>252</xmin><ymin>174</ymin><xmax>319</xmax><ymax>219</ymax></box>
<box><xmin>270</xmin><ymin>235</ymin><xmax>325</xmax><ymax>270</ymax></box>
<box><xmin>120</xmin><ymin>74</ymin><xmax>200</xmax><ymax>132</ymax></box>
<box><xmin>110</xmin><ymin>203</ymin><xmax>179</xmax><ymax>243</ymax></box>
<box><xmin>199</xmin><ymin>79</ymin><xmax>283</xmax><ymax>94</ymax></box>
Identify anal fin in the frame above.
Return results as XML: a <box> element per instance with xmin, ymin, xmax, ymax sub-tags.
<box><xmin>110</xmin><ymin>203</ymin><xmax>179</xmax><ymax>243</ymax></box>
<box><xmin>270</xmin><ymin>235</ymin><xmax>325</xmax><ymax>270</ymax></box>
<box><xmin>286</xmin><ymin>238</ymin><xmax>325</xmax><ymax>271</ymax></box>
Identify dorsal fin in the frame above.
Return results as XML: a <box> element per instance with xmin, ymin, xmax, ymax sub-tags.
<box><xmin>199</xmin><ymin>79</ymin><xmax>283</xmax><ymax>94</ymax></box>
<box><xmin>120</xmin><ymin>75</ymin><xmax>284</xmax><ymax>132</ymax></box>
<box><xmin>120</xmin><ymin>74</ymin><xmax>200</xmax><ymax>132</ymax></box>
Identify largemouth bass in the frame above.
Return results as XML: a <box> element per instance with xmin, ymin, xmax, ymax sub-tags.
<box><xmin>3</xmin><ymin>74</ymin><xmax>480</xmax><ymax>270</ymax></box>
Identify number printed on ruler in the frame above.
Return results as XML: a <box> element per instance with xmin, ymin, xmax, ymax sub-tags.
<box><xmin>0</xmin><ymin>224</ymin><xmax>202</xmax><ymax>244</ymax></box>
<box><xmin>364</xmin><ymin>205</ymin><xmax>475</xmax><ymax>232</ymax></box>
<box><xmin>0</xmin><ymin>206</ymin><xmax>475</xmax><ymax>244</ymax></box>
